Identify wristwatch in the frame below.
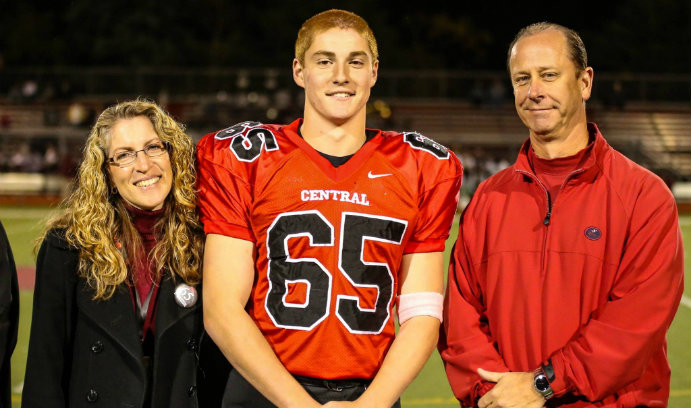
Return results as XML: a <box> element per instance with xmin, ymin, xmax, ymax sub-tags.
<box><xmin>533</xmin><ymin>364</ymin><xmax>555</xmax><ymax>400</ymax></box>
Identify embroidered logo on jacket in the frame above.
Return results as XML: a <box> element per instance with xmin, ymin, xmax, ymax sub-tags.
<box><xmin>584</xmin><ymin>226</ymin><xmax>602</xmax><ymax>240</ymax></box>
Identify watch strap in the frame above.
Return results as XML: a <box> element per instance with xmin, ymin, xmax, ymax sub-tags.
<box><xmin>541</xmin><ymin>359</ymin><xmax>556</xmax><ymax>382</ymax></box>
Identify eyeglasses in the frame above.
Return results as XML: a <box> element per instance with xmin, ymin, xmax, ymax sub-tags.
<box><xmin>107</xmin><ymin>142</ymin><xmax>169</xmax><ymax>167</ymax></box>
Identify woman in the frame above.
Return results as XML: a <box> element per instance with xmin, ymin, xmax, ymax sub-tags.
<box><xmin>22</xmin><ymin>99</ymin><xmax>227</xmax><ymax>408</ymax></box>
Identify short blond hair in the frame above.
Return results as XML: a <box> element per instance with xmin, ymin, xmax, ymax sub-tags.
<box><xmin>295</xmin><ymin>9</ymin><xmax>378</xmax><ymax>66</ymax></box>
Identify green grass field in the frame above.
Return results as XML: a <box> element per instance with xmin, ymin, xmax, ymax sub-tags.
<box><xmin>2</xmin><ymin>206</ymin><xmax>689</xmax><ymax>407</ymax></box>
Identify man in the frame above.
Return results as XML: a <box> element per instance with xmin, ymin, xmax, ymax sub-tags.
<box><xmin>197</xmin><ymin>9</ymin><xmax>462</xmax><ymax>408</ymax></box>
<box><xmin>440</xmin><ymin>22</ymin><xmax>684</xmax><ymax>408</ymax></box>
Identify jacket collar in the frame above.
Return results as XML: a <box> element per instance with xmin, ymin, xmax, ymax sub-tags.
<box><xmin>514</xmin><ymin>122</ymin><xmax>610</xmax><ymax>184</ymax></box>
<box><xmin>77</xmin><ymin>276</ymin><xmax>201</xmax><ymax>370</ymax></box>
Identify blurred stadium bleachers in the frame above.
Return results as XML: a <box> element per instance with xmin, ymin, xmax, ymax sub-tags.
<box><xmin>1</xmin><ymin>68</ymin><xmax>689</xmax><ymax>206</ymax></box>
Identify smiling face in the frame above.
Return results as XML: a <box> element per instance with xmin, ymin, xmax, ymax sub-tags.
<box><xmin>509</xmin><ymin>29</ymin><xmax>593</xmax><ymax>142</ymax></box>
<box><xmin>107</xmin><ymin>116</ymin><xmax>173</xmax><ymax>211</ymax></box>
<box><xmin>293</xmin><ymin>27</ymin><xmax>378</xmax><ymax>127</ymax></box>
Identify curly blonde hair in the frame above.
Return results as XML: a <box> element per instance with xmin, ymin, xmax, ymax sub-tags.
<box><xmin>45</xmin><ymin>99</ymin><xmax>203</xmax><ymax>300</ymax></box>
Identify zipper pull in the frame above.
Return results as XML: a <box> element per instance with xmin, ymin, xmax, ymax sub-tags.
<box><xmin>543</xmin><ymin>190</ymin><xmax>552</xmax><ymax>226</ymax></box>
<box><xmin>543</xmin><ymin>210</ymin><xmax>551</xmax><ymax>226</ymax></box>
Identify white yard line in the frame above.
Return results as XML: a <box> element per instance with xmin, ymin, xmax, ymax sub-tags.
<box><xmin>681</xmin><ymin>295</ymin><xmax>691</xmax><ymax>310</ymax></box>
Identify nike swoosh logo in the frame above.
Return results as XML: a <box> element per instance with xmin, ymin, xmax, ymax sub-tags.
<box><xmin>368</xmin><ymin>171</ymin><xmax>392</xmax><ymax>179</ymax></box>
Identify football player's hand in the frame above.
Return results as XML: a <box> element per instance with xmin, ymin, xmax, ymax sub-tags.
<box><xmin>476</xmin><ymin>368</ymin><xmax>545</xmax><ymax>408</ymax></box>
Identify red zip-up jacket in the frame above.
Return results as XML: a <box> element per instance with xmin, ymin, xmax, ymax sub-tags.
<box><xmin>440</xmin><ymin>123</ymin><xmax>684</xmax><ymax>407</ymax></box>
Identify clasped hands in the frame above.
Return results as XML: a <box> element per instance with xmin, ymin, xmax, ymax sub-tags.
<box><xmin>476</xmin><ymin>368</ymin><xmax>545</xmax><ymax>408</ymax></box>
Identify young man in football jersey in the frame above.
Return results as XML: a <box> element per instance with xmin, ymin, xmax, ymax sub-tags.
<box><xmin>197</xmin><ymin>9</ymin><xmax>462</xmax><ymax>408</ymax></box>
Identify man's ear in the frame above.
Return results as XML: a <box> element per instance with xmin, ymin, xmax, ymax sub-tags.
<box><xmin>580</xmin><ymin>66</ymin><xmax>594</xmax><ymax>101</ymax></box>
<box><xmin>293</xmin><ymin>58</ymin><xmax>305</xmax><ymax>88</ymax></box>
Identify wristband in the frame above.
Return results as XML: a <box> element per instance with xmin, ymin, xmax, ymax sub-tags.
<box><xmin>397</xmin><ymin>292</ymin><xmax>443</xmax><ymax>325</ymax></box>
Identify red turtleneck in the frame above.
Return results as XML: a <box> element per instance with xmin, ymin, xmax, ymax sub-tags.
<box><xmin>528</xmin><ymin>143</ymin><xmax>592</xmax><ymax>203</ymax></box>
<box><xmin>125</xmin><ymin>204</ymin><xmax>164</xmax><ymax>342</ymax></box>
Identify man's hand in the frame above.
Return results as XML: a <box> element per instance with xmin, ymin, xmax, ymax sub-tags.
<box><xmin>476</xmin><ymin>368</ymin><xmax>545</xmax><ymax>408</ymax></box>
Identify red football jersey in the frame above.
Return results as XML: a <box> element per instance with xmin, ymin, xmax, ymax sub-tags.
<box><xmin>197</xmin><ymin>119</ymin><xmax>462</xmax><ymax>379</ymax></box>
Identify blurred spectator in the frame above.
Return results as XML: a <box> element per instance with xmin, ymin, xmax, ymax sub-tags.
<box><xmin>8</xmin><ymin>143</ymin><xmax>30</xmax><ymax>171</ymax></box>
<box><xmin>485</xmin><ymin>155</ymin><xmax>511</xmax><ymax>175</ymax></box>
<box><xmin>67</xmin><ymin>102</ymin><xmax>89</xmax><ymax>126</ymax></box>
<box><xmin>273</xmin><ymin>87</ymin><xmax>293</xmax><ymax>122</ymax></box>
<box><xmin>457</xmin><ymin>147</ymin><xmax>514</xmax><ymax>199</ymax></box>
<box><xmin>487</xmin><ymin>78</ymin><xmax>507</xmax><ymax>108</ymax></box>
<box><xmin>21</xmin><ymin>80</ymin><xmax>39</xmax><ymax>102</ymax></box>
<box><xmin>8</xmin><ymin>142</ymin><xmax>42</xmax><ymax>172</ymax></box>
<box><xmin>7</xmin><ymin>80</ymin><xmax>41</xmax><ymax>103</ymax></box>
<box><xmin>43</xmin><ymin>144</ymin><xmax>59</xmax><ymax>173</ymax></box>
<box><xmin>469</xmin><ymin>79</ymin><xmax>485</xmax><ymax>107</ymax></box>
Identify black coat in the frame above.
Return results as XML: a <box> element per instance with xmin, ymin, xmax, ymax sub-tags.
<box><xmin>0</xmin><ymin>221</ymin><xmax>19</xmax><ymax>408</ymax></box>
<box><xmin>22</xmin><ymin>230</ymin><xmax>229</xmax><ymax>408</ymax></box>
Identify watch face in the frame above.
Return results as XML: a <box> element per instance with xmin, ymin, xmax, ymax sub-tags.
<box><xmin>535</xmin><ymin>375</ymin><xmax>550</xmax><ymax>392</ymax></box>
